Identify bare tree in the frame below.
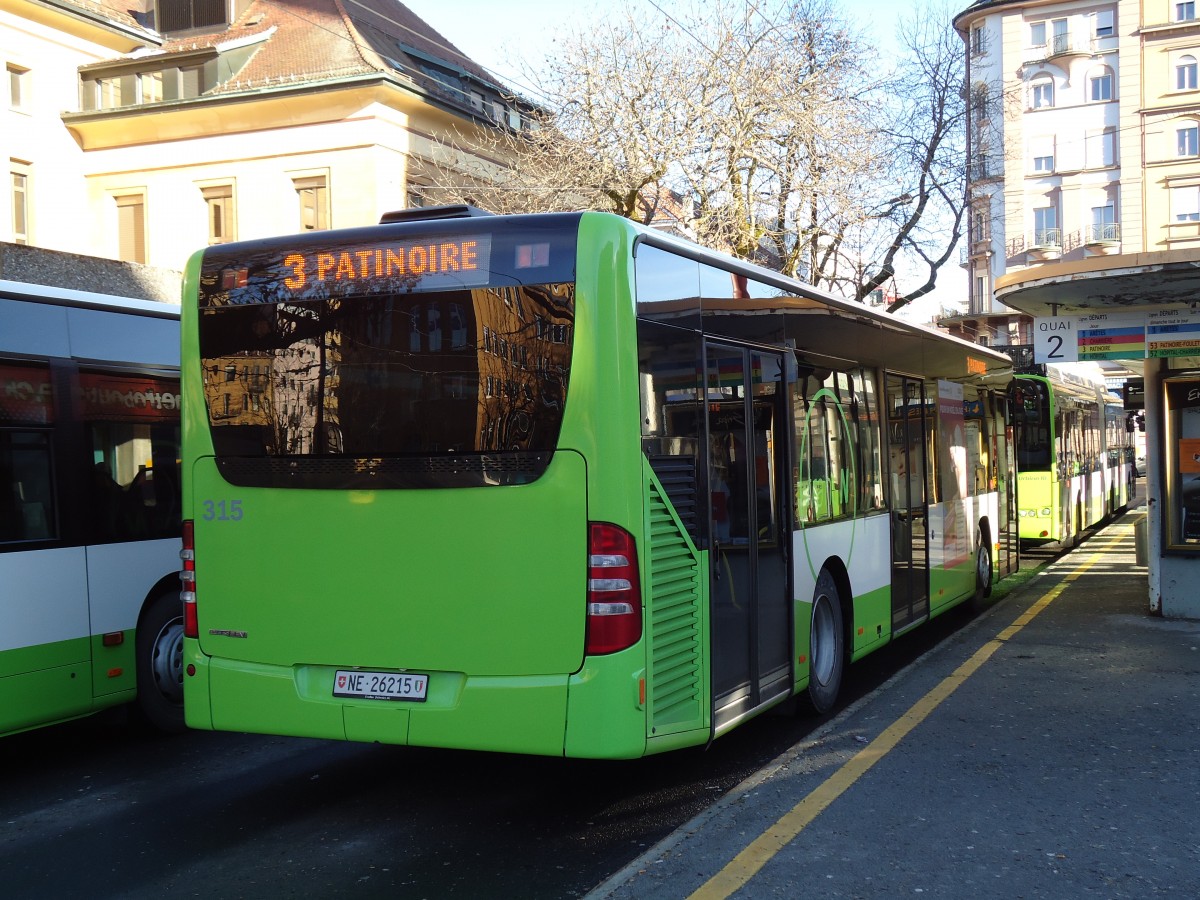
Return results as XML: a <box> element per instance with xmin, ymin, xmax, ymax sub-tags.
<box><xmin>418</xmin><ymin>0</ymin><xmax>966</xmax><ymax>309</ymax></box>
<box><xmin>875</xmin><ymin>2</ymin><xmax>968</xmax><ymax>312</ymax></box>
<box><xmin>413</xmin><ymin>4</ymin><xmax>706</xmax><ymax>219</ymax></box>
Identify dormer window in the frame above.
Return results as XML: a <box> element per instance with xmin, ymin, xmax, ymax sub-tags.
<box><xmin>158</xmin><ymin>0</ymin><xmax>229</xmax><ymax>33</ymax></box>
<box><xmin>81</xmin><ymin>62</ymin><xmax>212</xmax><ymax>110</ymax></box>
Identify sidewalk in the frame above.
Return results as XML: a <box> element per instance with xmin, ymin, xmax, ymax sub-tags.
<box><xmin>590</xmin><ymin>504</ymin><xmax>1200</xmax><ymax>899</ymax></box>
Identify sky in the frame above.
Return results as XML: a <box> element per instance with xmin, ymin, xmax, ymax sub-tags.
<box><xmin>400</xmin><ymin>0</ymin><xmax>967</xmax><ymax>318</ymax></box>
<box><xmin>402</xmin><ymin>0</ymin><xmax>935</xmax><ymax>98</ymax></box>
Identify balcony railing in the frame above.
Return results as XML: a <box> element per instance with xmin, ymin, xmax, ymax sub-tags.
<box><xmin>998</xmin><ymin>344</ymin><xmax>1039</xmax><ymax>373</ymax></box>
<box><xmin>969</xmin><ymin>160</ymin><xmax>994</xmax><ymax>182</ymax></box>
<box><xmin>1085</xmin><ymin>222</ymin><xmax>1120</xmax><ymax>243</ymax></box>
<box><xmin>1025</xmin><ymin>34</ymin><xmax>1103</xmax><ymax>67</ymax></box>
<box><xmin>1031</xmin><ymin>228</ymin><xmax>1061</xmax><ymax>248</ymax></box>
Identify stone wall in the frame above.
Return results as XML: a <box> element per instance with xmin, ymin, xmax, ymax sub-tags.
<box><xmin>0</xmin><ymin>242</ymin><xmax>181</xmax><ymax>304</ymax></box>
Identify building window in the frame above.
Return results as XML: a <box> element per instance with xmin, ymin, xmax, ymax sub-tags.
<box><xmin>1051</xmin><ymin>19</ymin><xmax>1069</xmax><ymax>54</ymax></box>
<box><xmin>294</xmin><ymin>175</ymin><xmax>328</xmax><ymax>231</ymax></box>
<box><xmin>139</xmin><ymin>71</ymin><xmax>163</xmax><ymax>103</ymax></box>
<box><xmin>1086</xmin><ymin>127</ymin><xmax>1117</xmax><ymax>167</ymax></box>
<box><xmin>10</xmin><ymin>164</ymin><xmax>29</xmax><ymax>244</ymax></box>
<box><xmin>1031</xmin><ymin>136</ymin><xmax>1054</xmax><ymax>173</ymax></box>
<box><xmin>972</xmin><ymin>84</ymin><xmax>990</xmax><ymax>124</ymax></box>
<box><xmin>971</xmin><ymin>207</ymin><xmax>987</xmax><ymax>244</ymax></box>
<box><xmin>7</xmin><ymin>64</ymin><xmax>29</xmax><ymax>110</ymax></box>
<box><xmin>407</xmin><ymin>182</ymin><xmax>431</xmax><ymax>208</ymax></box>
<box><xmin>1090</xmin><ymin>204</ymin><xmax>1117</xmax><ymax>242</ymax></box>
<box><xmin>96</xmin><ymin>75</ymin><xmax>125</xmax><ymax>108</ymax></box>
<box><xmin>1095</xmin><ymin>9</ymin><xmax>1114</xmax><ymax>38</ymax></box>
<box><xmin>159</xmin><ymin>0</ymin><xmax>229</xmax><ymax>32</ymax></box>
<box><xmin>201</xmin><ymin>184</ymin><xmax>235</xmax><ymax>244</ymax></box>
<box><xmin>114</xmin><ymin>193</ymin><xmax>147</xmax><ymax>263</ymax></box>
<box><xmin>1178</xmin><ymin>2</ymin><xmax>1197</xmax><ymax>23</ymax></box>
<box><xmin>1032</xmin><ymin>80</ymin><xmax>1054</xmax><ymax>108</ymax></box>
<box><xmin>1034</xmin><ymin>206</ymin><xmax>1059</xmax><ymax>245</ymax></box>
<box><xmin>1090</xmin><ymin>71</ymin><xmax>1114</xmax><ymax>102</ymax></box>
<box><xmin>1179</xmin><ymin>124</ymin><xmax>1199</xmax><ymax>156</ymax></box>
<box><xmin>1172</xmin><ymin>185</ymin><xmax>1200</xmax><ymax>221</ymax></box>
<box><xmin>971</xmin><ymin>26</ymin><xmax>985</xmax><ymax>56</ymax></box>
<box><xmin>1030</xmin><ymin>22</ymin><xmax>1046</xmax><ymax>48</ymax></box>
<box><xmin>1178</xmin><ymin>56</ymin><xmax>1199</xmax><ymax>91</ymax></box>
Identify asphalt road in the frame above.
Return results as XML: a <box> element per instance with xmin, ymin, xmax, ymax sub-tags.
<box><xmin>1</xmin><ymin>555</ymin><xmax>1057</xmax><ymax>899</ymax></box>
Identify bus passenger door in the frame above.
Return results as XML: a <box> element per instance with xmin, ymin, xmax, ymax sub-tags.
<box><xmin>705</xmin><ymin>343</ymin><xmax>790</xmax><ymax>734</ymax></box>
<box><xmin>887</xmin><ymin>374</ymin><xmax>929</xmax><ymax>631</ymax></box>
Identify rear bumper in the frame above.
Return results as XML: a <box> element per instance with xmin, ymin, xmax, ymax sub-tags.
<box><xmin>184</xmin><ymin>643</ymin><xmax>570</xmax><ymax>756</ymax></box>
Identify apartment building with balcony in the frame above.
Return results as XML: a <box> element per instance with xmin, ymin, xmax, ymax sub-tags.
<box><xmin>3</xmin><ymin>0</ymin><xmax>529</xmax><ymax>271</ymax></box>
<box><xmin>954</xmin><ymin>0</ymin><xmax>1200</xmax><ymax>618</ymax></box>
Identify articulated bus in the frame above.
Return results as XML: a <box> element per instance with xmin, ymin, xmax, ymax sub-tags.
<box><xmin>1</xmin><ymin>285</ymin><xmax>183</xmax><ymax>736</ymax></box>
<box><xmin>180</xmin><ymin>207</ymin><xmax>1014</xmax><ymax>758</ymax></box>
<box><xmin>1012</xmin><ymin>368</ymin><xmax>1134</xmax><ymax>545</ymax></box>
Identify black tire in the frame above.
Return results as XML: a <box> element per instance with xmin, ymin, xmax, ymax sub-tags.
<box><xmin>136</xmin><ymin>589</ymin><xmax>186</xmax><ymax>733</ymax></box>
<box><xmin>800</xmin><ymin>569</ymin><xmax>844</xmax><ymax>714</ymax></box>
<box><xmin>972</xmin><ymin>531</ymin><xmax>993</xmax><ymax>607</ymax></box>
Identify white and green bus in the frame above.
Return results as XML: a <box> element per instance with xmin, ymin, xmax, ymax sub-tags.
<box><xmin>1</xmin><ymin>285</ymin><xmax>183</xmax><ymax>736</ymax></box>
<box><xmin>1012</xmin><ymin>367</ymin><xmax>1133</xmax><ymax>545</ymax></box>
<box><xmin>181</xmin><ymin>208</ymin><xmax>1014</xmax><ymax>757</ymax></box>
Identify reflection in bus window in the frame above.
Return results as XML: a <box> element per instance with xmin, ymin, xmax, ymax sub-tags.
<box><xmin>0</xmin><ymin>430</ymin><xmax>56</xmax><ymax>542</ymax></box>
<box><xmin>80</xmin><ymin>370</ymin><xmax>181</xmax><ymax>544</ymax></box>
<box><xmin>793</xmin><ymin>365</ymin><xmax>883</xmax><ymax>524</ymax></box>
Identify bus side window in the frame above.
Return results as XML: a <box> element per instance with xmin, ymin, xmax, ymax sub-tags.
<box><xmin>1</xmin><ymin>430</ymin><xmax>56</xmax><ymax>542</ymax></box>
<box><xmin>637</xmin><ymin>320</ymin><xmax>704</xmax><ymax>546</ymax></box>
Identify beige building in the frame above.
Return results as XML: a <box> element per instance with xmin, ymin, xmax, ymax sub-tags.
<box><xmin>953</xmin><ymin>0</ymin><xmax>1200</xmax><ymax>618</ymax></box>
<box><xmin>3</xmin><ymin>0</ymin><xmax>527</xmax><ymax>269</ymax></box>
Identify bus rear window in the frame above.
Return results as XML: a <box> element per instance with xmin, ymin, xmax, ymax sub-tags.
<box><xmin>198</xmin><ymin>284</ymin><xmax>574</xmax><ymax>488</ymax></box>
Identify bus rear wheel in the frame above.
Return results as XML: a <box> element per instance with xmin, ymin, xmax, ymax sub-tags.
<box><xmin>972</xmin><ymin>533</ymin><xmax>993</xmax><ymax>607</ymax></box>
<box><xmin>136</xmin><ymin>589</ymin><xmax>186</xmax><ymax>733</ymax></box>
<box><xmin>801</xmin><ymin>569</ymin><xmax>844</xmax><ymax>714</ymax></box>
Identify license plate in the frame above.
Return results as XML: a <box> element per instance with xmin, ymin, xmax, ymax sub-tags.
<box><xmin>333</xmin><ymin>669</ymin><xmax>428</xmax><ymax>701</ymax></box>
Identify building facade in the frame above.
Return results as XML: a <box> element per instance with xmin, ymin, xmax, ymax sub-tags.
<box><xmin>954</xmin><ymin>0</ymin><xmax>1200</xmax><ymax>618</ymax></box>
<box><xmin>3</xmin><ymin>0</ymin><xmax>529</xmax><ymax>270</ymax></box>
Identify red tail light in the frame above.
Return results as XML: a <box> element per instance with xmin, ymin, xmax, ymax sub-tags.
<box><xmin>586</xmin><ymin>522</ymin><xmax>642</xmax><ymax>655</ymax></box>
<box><xmin>181</xmin><ymin>519</ymin><xmax>198</xmax><ymax>639</ymax></box>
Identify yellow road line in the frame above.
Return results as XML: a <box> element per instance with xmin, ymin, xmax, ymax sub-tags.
<box><xmin>690</xmin><ymin>535</ymin><xmax>1123</xmax><ymax>900</ymax></box>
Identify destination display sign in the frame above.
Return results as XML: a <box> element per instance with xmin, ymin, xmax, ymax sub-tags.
<box><xmin>201</xmin><ymin>233</ymin><xmax>494</xmax><ymax>306</ymax></box>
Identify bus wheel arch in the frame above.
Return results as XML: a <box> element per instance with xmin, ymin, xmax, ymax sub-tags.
<box><xmin>801</xmin><ymin>561</ymin><xmax>849</xmax><ymax>715</ymax></box>
<box><xmin>135</xmin><ymin>578</ymin><xmax>186</xmax><ymax>733</ymax></box>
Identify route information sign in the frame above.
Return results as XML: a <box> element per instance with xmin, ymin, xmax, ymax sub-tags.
<box><xmin>1147</xmin><ymin>309</ymin><xmax>1200</xmax><ymax>358</ymax></box>
<box><xmin>1033</xmin><ymin>312</ymin><xmax>1146</xmax><ymax>364</ymax></box>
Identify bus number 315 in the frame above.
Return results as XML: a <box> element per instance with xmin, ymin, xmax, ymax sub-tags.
<box><xmin>202</xmin><ymin>499</ymin><xmax>244</xmax><ymax>521</ymax></box>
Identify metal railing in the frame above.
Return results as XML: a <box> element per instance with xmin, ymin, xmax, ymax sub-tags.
<box><xmin>1085</xmin><ymin>222</ymin><xmax>1120</xmax><ymax>243</ymax></box>
<box><xmin>1031</xmin><ymin>228</ymin><xmax>1061</xmax><ymax>248</ymax></box>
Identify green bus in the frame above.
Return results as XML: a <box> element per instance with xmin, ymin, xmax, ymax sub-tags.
<box><xmin>1012</xmin><ymin>368</ymin><xmax>1133</xmax><ymax>545</ymax></box>
<box><xmin>180</xmin><ymin>207</ymin><xmax>1014</xmax><ymax>758</ymax></box>
<box><xmin>1</xmin><ymin>286</ymin><xmax>184</xmax><ymax>736</ymax></box>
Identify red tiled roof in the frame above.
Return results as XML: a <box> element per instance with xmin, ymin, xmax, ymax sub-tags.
<box><xmin>134</xmin><ymin>0</ymin><xmax>504</xmax><ymax>97</ymax></box>
<box><xmin>50</xmin><ymin>0</ymin><xmax>158</xmax><ymax>37</ymax></box>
